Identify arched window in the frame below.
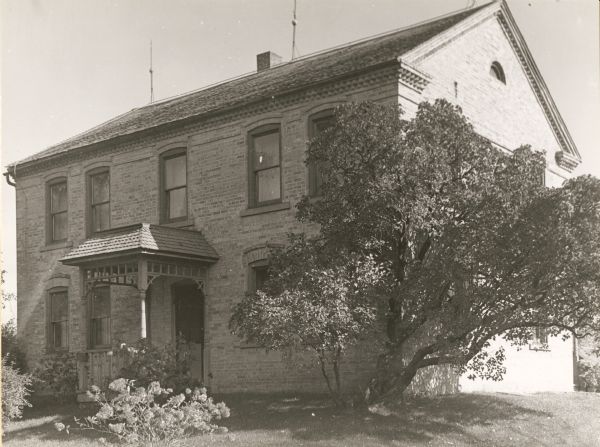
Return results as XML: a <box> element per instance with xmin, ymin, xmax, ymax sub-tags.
<box><xmin>47</xmin><ymin>287</ymin><xmax>68</xmax><ymax>351</ymax></box>
<box><xmin>490</xmin><ymin>61</ymin><xmax>506</xmax><ymax>84</ymax></box>
<box><xmin>248</xmin><ymin>124</ymin><xmax>282</xmax><ymax>207</ymax></box>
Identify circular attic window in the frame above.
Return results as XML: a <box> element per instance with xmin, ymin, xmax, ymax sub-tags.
<box><xmin>490</xmin><ymin>61</ymin><xmax>506</xmax><ymax>84</ymax></box>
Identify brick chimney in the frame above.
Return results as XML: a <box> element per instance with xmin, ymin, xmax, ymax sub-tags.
<box><xmin>256</xmin><ymin>51</ymin><xmax>282</xmax><ymax>72</ymax></box>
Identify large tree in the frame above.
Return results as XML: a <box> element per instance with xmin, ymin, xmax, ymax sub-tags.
<box><xmin>232</xmin><ymin>100</ymin><xmax>600</xmax><ymax>401</ymax></box>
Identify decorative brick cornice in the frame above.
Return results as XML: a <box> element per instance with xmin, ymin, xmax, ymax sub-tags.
<box><xmin>14</xmin><ymin>64</ymin><xmax>399</xmax><ymax>178</ymax></box>
<box><xmin>555</xmin><ymin>150</ymin><xmax>579</xmax><ymax>173</ymax></box>
<box><xmin>397</xmin><ymin>59</ymin><xmax>431</xmax><ymax>92</ymax></box>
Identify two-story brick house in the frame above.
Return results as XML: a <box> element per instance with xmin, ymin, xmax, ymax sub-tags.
<box><xmin>5</xmin><ymin>0</ymin><xmax>581</xmax><ymax>397</ymax></box>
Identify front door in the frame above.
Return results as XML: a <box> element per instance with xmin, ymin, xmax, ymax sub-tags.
<box><xmin>172</xmin><ymin>282</ymin><xmax>204</xmax><ymax>382</ymax></box>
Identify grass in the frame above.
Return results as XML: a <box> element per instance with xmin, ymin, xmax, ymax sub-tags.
<box><xmin>3</xmin><ymin>391</ymin><xmax>600</xmax><ymax>446</ymax></box>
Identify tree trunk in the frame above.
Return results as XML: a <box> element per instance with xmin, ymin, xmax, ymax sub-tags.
<box><xmin>319</xmin><ymin>356</ymin><xmax>344</xmax><ymax>407</ymax></box>
<box><xmin>332</xmin><ymin>349</ymin><xmax>342</xmax><ymax>397</ymax></box>
<box><xmin>366</xmin><ymin>347</ymin><xmax>431</xmax><ymax>403</ymax></box>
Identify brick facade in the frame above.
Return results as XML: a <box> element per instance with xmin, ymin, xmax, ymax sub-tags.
<box><xmin>12</xmin><ymin>2</ymin><xmax>577</xmax><ymax>395</ymax></box>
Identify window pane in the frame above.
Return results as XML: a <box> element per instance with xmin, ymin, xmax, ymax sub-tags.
<box><xmin>257</xmin><ymin>167</ymin><xmax>280</xmax><ymax>203</ymax></box>
<box><xmin>309</xmin><ymin>115</ymin><xmax>333</xmax><ymax>197</ymax></box>
<box><xmin>51</xmin><ymin>292</ymin><xmax>67</xmax><ymax>322</ymax></box>
<box><xmin>51</xmin><ymin>182</ymin><xmax>67</xmax><ymax>213</ymax></box>
<box><xmin>313</xmin><ymin>162</ymin><xmax>324</xmax><ymax>196</ymax></box>
<box><xmin>92</xmin><ymin>288</ymin><xmax>110</xmax><ymax>318</ymax></box>
<box><xmin>53</xmin><ymin>322</ymin><xmax>68</xmax><ymax>349</ymax></box>
<box><xmin>165</xmin><ymin>155</ymin><xmax>186</xmax><ymax>189</ymax></box>
<box><xmin>91</xmin><ymin>172</ymin><xmax>110</xmax><ymax>204</ymax></box>
<box><xmin>253</xmin><ymin>131</ymin><xmax>279</xmax><ymax>170</ymax></box>
<box><xmin>92</xmin><ymin>203</ymin><xmax>110</xmax><ymax>232</ymax></box>
<box><xmin>535</xmin><ymin>327</ymin><xmax>548</xmax><ymax>344</ymax></box>
<box><xmin>53</xmin><ymin>212</ymin><xmax>67</xmax><ymax>241</ymax></box>
<box><xmin>314</xmin><ymin>116</ymin><xmax>334</xmax><ymax>134</ymax></box>
<box><xmin>93</xmin><ymin>318</ymin><xmax>110</xmax><ymax>346</ymax></box>
<box><xmin>168</xmin><ymin>187</ymin><xmax>187</xmax><ymax>219</ymax></box>
<box><xmin>254</xmin><ymin>266</ymin><xmax>269</xmax><ymax>292</ymax></box>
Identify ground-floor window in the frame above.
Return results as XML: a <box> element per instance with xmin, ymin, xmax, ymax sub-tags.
<box><xmin>90</xmin><ymin>287</ymin><xmax>111</xmax><ymax>348</ymax></box>
<box><xmin>48</xmin><ymin>289</ymin><xmax>68</xmax><ymax>350</ymax></box>
<box><xmin>530</xmin><ymin>326</ymin><xmax>550</xmax><ymax>351</ymax></box>
<box><xmin>252</xmin><ymin>265</ymin><xmax>269</xmax><ymax>293</ymax></box>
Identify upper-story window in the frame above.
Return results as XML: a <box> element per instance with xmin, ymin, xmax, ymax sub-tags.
<box><xmin>248</xmin><ymin>125</ymin><xmax>281</xmax><ymax>207</ymax></box>
<box><xmin>47</xmin><ymin>288</ymin><xmax>68</xmax><ymax>350</ymax></box>
<box><xmin>47</xmin><ymin>178</ymin><xmax>68</xmax><ymax>243</ymax></box>
<box><xmin>490</xmin><ymin>61</ymin><xmax>506</xmax><ymax>84</ymax></box>
<box><xmin>88</xmin><ymin>169</ymin><xmax>110</xmax><ymax>233</ymax></box>
<box><xmin>308</xmin><ymin>110</ymin><xmax>334</xmax><ymax>197</ymax></box>
<box><xmin>161</xmin><ymin>150</ymin><xmax>187</xmax><ymax>222</ymax></box>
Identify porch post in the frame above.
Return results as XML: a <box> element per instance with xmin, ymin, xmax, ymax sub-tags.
<box><xmin>138</xmin><ymin>258</ymin><xmax>148</xmax><ymax>339</ymax></box>
<box><xmin>140</xmin><ymin>289</ymin><xmax>147</xmax><ymax>339</ymax></box>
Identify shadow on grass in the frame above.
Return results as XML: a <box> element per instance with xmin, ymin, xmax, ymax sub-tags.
<box><xmin>3</xmin><ymin>393</ymin><xmax>551</xmax><ymax>446</ymax></box>
<box><xmin>3</xmin><ymin>402</ymin><xmax>113</xmax><ymax>445</ymax></box>
<box><xmin>215</xmin><ymin>392</ymin><xmax>551</xmax><ymax>444</ymax></box>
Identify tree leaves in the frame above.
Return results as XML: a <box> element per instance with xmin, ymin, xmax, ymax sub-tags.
<box><xmin>233</xmin><ymin>100</ymin><xmax>600</xmax><ymax>398</ymax></box>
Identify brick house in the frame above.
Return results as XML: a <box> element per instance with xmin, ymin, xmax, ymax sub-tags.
<box><xmin>5</xmin><ymin>0</ymin><xmax>581</xmax><ymax>397</ymax></box>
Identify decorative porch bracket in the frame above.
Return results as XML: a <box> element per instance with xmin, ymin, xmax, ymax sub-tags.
<box><xmin>83</xmin><ymin>258</ymin><xmax>207</xmax><ymax>339</ymax></box>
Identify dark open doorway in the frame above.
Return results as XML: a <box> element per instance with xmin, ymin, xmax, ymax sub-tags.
<box><xmin>172</xmin><ymin>281</ymin><xmax>205</xmax><ymax>381</ymax></box>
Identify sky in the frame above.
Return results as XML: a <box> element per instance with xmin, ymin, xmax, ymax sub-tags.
<box><xmin>1</xmin><ymin>0</ymin><xmax>599</xmax><ymax>322</ymax></box>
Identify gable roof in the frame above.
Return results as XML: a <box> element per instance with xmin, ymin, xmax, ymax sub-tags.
<box><xmin>8</xmin><ymin>0</ymin><xmax>580</xmax><ymax>173</ymax></box>
<box><xmin>60</xmin><ymin>223</ymin><xmax>219</xmax><ymax>265</ymax></box>
<box><xmin>9</xmin><ymin>3</ymin><xmax>491</xmax><ymax>169</ymax></box>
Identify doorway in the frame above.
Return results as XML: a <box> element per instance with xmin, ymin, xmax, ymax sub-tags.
<box><xmin>172</xmin><ymin>281</ymin><xmax>205</xmax><ymax>382</ymax></box>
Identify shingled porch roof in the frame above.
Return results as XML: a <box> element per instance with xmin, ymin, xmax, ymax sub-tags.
<box><xmin>60</xmin><ymin>223</ymin><xmax>219</xmax><ymax>265</ymax></box>
<box><xmin>11</xmin><ymin>4</ymin><xmax>491</xmax><ymax>168</ymax></box>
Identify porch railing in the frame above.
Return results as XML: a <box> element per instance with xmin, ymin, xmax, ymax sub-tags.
<box><xmin>77</xmin><ymin>350</ymin><xmax>129</xmax><ymax>398</ymax></box>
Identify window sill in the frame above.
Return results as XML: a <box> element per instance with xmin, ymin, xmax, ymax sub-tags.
<box><xmin>41</xmin><ymin>241</ymin><xmax>73</xmax><ymax>252</ymax></box>
<box><xmin>46</xmin><ymin>347</ymin><xmax>69</xmax><ymax>354</ymax></box>
<box><xmin>240</xmin><ymin>202</ymin><xmax>291</xmax><ymax>217</ymax></box>
<box><xmin>86</xmin><ymin>347</ymin><xmax>113</xmax><ymax>353</ymax></box>
<box><xmin>238</xmin><ymin>343</ymin><xmax>265</xmax><ymax>350</ymax></box>
<box><xmin>528</xmin><ymin>343</ymin><xmax>550</xmax><ymax>352</ymax></box>
<box><xmin>160</xmin><ymin>218</ymin><xmax>195</xmax><ymax>228</ymax></box>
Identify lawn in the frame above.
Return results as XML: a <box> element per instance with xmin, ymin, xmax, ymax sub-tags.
<box><xmin>4</xmin><ymin>392</ymin><xmax>600</xmax><ymax>446</ymax></box>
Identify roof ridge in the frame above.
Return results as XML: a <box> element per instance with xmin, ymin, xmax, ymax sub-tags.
<box><xmin>7</xmin><ymin>2</ymin><xmax>495</xmax><ymax>169</ymax></box>
<box><xmin>134</xmin><ymin>2</ymin><xmax>494</xmax><ymax>111</ymax></box>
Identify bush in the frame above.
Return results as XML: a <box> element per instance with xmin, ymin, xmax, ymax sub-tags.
<box><xmin>33</xmin><ymin>351</ymin><xmax>78</xmax><ymax>402</ymax></box>
<box><xmin>1</xmin><ymin>319</ymin><xmax>26</xmax><ymax>372</ymax></box>
<box><xmin>56</xmin><ymin>379</ymin><xmax>230</xmax><ymax>445</ymax></box>
<box><xmin>577</xmin><ymin>336</ymin><xmax>600</xmax><ymax>392</ymax></box>
<box><xmin>2</xmin><ymin>357</ymin><xmax>33</xmax><ymax>427</ymax></box>
<box><xmin>118</xmin><ymin>338</ymin><xmax>200</xmax><ymax>393</ymax></box>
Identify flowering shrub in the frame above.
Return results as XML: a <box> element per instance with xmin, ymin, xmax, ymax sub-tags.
<box><xmin>1</xmin><ymin>319</ymin><xmax>26</xmax><ymax>372</ymax></box>
<box><xmin>117</xmin><ymin>338</ymin><xmax>200</xmax><ymax>393</ymax></box>
<box><xmin>2</xmin><ymin>357</ymin><xmax>33</xmax><ymax>428</ymax></box>
<box><xmin>56</xmin><ymin>379</ymin><xmax>229</xmax><ymax>445</ymax></box>
<box><xmin>32</xmin><ymin>351</ymin><xmax>78</xmax><ymax>402</ymax></box>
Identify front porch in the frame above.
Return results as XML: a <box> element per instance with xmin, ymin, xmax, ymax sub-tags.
<box><xmin>60</xmin><ymin>223</ymin><xmax>219</xmax><ymax>398</ymax></box>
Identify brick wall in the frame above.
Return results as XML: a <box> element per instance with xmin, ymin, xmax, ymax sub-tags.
<box><xmin>15</xmin><ymin>66</ymin><xmax>398</xmax><ymax>394</ymax></box>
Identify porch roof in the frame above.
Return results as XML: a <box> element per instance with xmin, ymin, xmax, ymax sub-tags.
<box><xmin>60</xmin><ymin>223</ymin><xmax>219</xmax><ymax>265</ymax></box>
